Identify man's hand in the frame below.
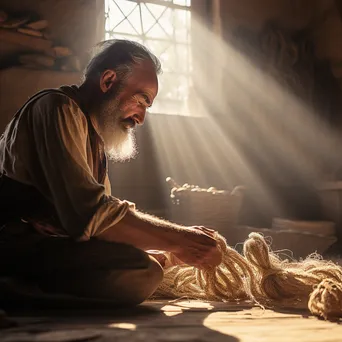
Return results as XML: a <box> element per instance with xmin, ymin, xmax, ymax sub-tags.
<box><xmin>147</xmin><ymin>250</ymin><xmax>168</xmax><ymax>267</ymax></box>
<box><xmin>147</xmin><ymin>251</ymin><xmax>183</xmax><ymax>268</ymax></box>
<box><xmin>98</xmin><ymin>210</ymin><xmax>222</xmax><ymax>269</ymax></box>
<box><xmin>169</xmin><ymin>226</ymin><xmax>222</xmax><ymax>269</ymax></box>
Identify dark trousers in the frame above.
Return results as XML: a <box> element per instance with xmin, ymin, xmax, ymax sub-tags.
<box><xmin>0</xmin><ymin>221</ymin><xmax>163</xmax><ymax>306</ymax></box>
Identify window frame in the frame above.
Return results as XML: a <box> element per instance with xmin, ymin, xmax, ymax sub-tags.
<box><xmin>104</xmin><ymin>0</ymin><xmax>208</xmax><ymax>116</ymax></box>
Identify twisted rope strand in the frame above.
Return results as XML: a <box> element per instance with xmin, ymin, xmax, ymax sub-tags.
<box><xmin>153</xmin><ymin>232</ymin><xmax>342</xmax><ymax>321</ymax></box>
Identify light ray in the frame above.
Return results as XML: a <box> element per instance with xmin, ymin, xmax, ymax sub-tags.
<box><xmin>149</xmin><ymin>15</ymin><xmax>342</xmax><ymax>227</ymax></box>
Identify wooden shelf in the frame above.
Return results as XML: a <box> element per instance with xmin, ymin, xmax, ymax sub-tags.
<box><xmin>0</xmin><ymin>28</ymin><xmax>52</xmax><ymax>53</ymax></box>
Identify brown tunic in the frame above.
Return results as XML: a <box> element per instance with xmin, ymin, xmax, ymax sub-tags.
<box><xmin>0</xmin><ymin>86</ymin><xmax>134</xmax><ymax>240</ymax></box>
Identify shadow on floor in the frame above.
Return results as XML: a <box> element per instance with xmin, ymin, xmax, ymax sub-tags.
<box><xmin>1</xmin><ymin>295</ymin><xmax>245</xmax><ymax>341</ymax></box>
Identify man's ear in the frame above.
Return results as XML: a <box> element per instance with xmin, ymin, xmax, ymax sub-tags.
<box><xmin>100</xmin><ymin>69</ymin><xmax>117</xmax><ymax>93</ymax></box>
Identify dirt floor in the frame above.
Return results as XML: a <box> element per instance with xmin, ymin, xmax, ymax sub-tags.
<box><xmin>1</xmin><ymin>300</ymin><xmax>342</xmax><ymax>342</ymax></box>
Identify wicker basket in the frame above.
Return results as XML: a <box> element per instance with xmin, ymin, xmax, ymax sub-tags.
<box><xmin>166</xmin><ymin>177</ymin><xmax>245</xmax><ymax>230</ymax></box>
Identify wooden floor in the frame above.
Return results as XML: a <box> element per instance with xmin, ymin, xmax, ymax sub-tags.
<box><xmin>1</xmin><ymin>300</ymin><xmax>342</xmax><ymax>342</ymax></box>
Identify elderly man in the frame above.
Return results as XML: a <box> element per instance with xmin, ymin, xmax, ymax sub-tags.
<box><xmin>0</xmin><ymin>40</ymin><xmax>221</xmax><ymax>305</ymax></box>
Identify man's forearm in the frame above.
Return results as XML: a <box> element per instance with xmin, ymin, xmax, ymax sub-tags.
<box><xmin>97</xmin><ymin>208</ymin><xmax>222</xmax><ymax>269</ymax></box>
<box><xmin>133</xmin><ymin>210</ymin><xmax>183</xmax><ymax>230</ymax></box>
<box><xmin>96</xmin><ymin>209</ymin><xmax>183</xmax><ymax>252</ymax></box>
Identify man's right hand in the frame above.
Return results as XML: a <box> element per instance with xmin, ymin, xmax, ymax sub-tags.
<box><xmin>169</xmin><ymin>226</ymin><xmax>222</xmax><ymax>269</ymax></box>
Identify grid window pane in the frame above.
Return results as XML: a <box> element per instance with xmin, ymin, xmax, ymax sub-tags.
<box><xmin>174</xmin><ymin>9</ymin><xmax>191</xmax><ymax>42</ymax></box>
<box><xmin>174</xmin><ymin>0</ymin><xmax>191</xmax><ymax>6</ymax></box>
<box><xmin>105</xmin><ymin>0</ymin><xmax>192</xmax><ymax>115</ymax></box>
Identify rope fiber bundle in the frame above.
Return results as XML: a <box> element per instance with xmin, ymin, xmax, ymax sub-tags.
<box><xmin>154</xmin><ymin>232</ymin><xmax>342</xmax><ymax>321</ymax></box>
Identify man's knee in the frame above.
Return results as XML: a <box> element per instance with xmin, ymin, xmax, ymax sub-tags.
<box><xmin>37</xmin><ymin>252</ymin><xmax>164</xmax><ymax>305</ymax></box>
<box><xmin>122</xmin><ymin>255</ymin><xmax>164</xmax><ymax>305</ymax></box>
<box><xmin>147</xmin><ymin>255</ymin><xmax>164</xmax><ymax>290</ymax></box>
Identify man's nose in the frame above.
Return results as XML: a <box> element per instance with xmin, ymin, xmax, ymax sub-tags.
<box><xmin>134</xmin><ymin>110</ymin><xmax>146</xmax><ymax>125</ymax></box>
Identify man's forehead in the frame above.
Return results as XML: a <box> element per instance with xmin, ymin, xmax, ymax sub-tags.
<box><xmin>128</xmin><ymin>60</ymin><xmax>158</xmax><ymax>88</ymax></box>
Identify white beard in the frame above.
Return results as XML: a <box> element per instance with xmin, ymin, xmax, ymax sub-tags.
<box><xmin>105</xmin><ymin>127</ymin><xmax>137</xmax><ymax>162</ymax></box>
<box><xmin>96</xmin><ymin>99</ymin><xmax>138</xmax><ymax>162</ymax></box>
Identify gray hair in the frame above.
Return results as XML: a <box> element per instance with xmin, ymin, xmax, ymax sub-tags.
<box><xmin>83</xmin><ymin>39</ymin><xmax>162</xmax><ymax>83</ymax></box>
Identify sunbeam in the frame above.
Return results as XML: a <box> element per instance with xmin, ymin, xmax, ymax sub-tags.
<box><xmin>149</xmin><ymin>13</ymin><xmax>342</xmax><ymax>227</ymax></box>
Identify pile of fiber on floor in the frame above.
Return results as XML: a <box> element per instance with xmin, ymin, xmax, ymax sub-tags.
<box><xmin>154</xmin><ymin>232</ymin><xmax>342</xmax><ymax>321</ymax></box>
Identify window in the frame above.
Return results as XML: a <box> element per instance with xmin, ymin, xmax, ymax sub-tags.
<box><xmin>105</xmin><ymin>0</ymin><xmax>192</xmax><ymax>115</ymax></box>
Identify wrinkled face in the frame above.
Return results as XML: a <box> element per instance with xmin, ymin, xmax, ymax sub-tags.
<box><xmin>95</xmin><ymin>60</ymin><xmax>158</xmax><ymax>161</ymax></box>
